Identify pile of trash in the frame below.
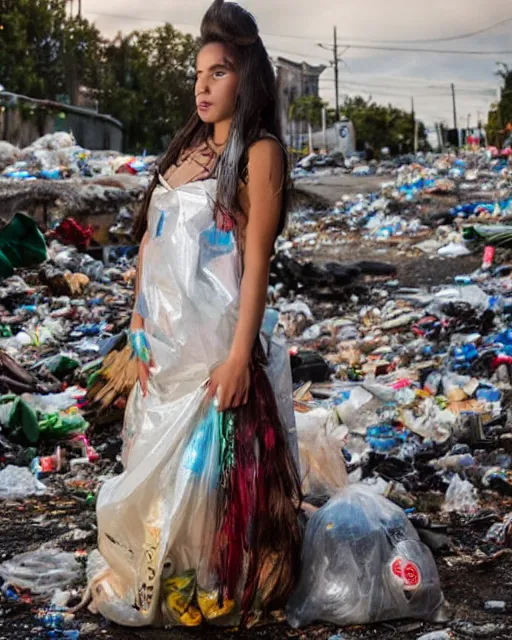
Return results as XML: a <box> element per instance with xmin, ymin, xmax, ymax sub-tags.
<box><xmin>289</xmin><ymin>150</ymin><xmax>512</xmax><ymax>266</ymax></box>
<box><xmin>0</xmin><ymin>133</ymin><xmax>152</xmax><ymax>244</ymax></box>
<box><xmin>0</xmin><ymin>140</ymin><xmax>511</xmax><ymax>639</ymax></box>
<box><xmin>0</xmin><ymin>133</ymin><xmax>153</xmax><ymax>180</ymax></box>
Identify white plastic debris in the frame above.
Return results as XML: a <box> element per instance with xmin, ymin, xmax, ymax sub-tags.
<box><xmin>0</xmin><ymin>548</ymin><xmax>83</xmax><ymax>595</ymax></box>
<box><xmin>0</xmin><ymin>465</ymin><xmax>47</xmax><ymax>500</ymax></box>
<box><xmin>442</xmin><ymin>474</ymin><xmax>479</xmax><ymax>515</ymax></box>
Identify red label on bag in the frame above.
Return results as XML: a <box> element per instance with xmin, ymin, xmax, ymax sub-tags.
<box><xmin>391</xmin><ymin>557</ymin><xmax>403</xmax><ymax>579</ymax></box>
<box><xmin>402</xmin><ymin>561</ymin><xmax>421</xmax><ymax>589</ymax></box>
<box><xmin>390</xmin><ymin>557</ymin><xmax>421</xmax><ymax>591</ymax></box>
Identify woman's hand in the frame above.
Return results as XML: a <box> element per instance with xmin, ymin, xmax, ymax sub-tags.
<box><xmin>208</xmin><ymin>355</ymin><xmax>250</xmax><ymax>411</ymax></box>
<box><xmin>129</xmin><ymin>324</ymin><xmax>154</xmax><ymax>398</ymax></box>
<box><xmin>137</xmin><ymin>358</ymin><xmax>154</xmax><ymax>397</ymax></box>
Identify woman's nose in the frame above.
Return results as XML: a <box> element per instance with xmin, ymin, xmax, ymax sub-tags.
<box><xmin>196</xmin><ymin>79</ymin><xmax>210</xmax><ymax>96</ymax></box>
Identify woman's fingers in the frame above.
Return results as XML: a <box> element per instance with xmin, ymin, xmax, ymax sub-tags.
<box><xmin>138</xmin><ymin>361</ymin><xmax>149</xmax><ymax>397</ymax></box>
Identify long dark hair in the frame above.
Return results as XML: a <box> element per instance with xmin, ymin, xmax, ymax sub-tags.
<box><xmin>133</xmin><ymin>0</ymin><xmax>289</xmax><ymax>241</ymax></box>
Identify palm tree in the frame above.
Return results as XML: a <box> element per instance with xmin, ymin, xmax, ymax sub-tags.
<box><xmin>289</xmin><ymin>96</ymin><xmax>327</xmax><ymax>153</ymax></box>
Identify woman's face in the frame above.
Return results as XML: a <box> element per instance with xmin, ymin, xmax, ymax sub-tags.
<box><xmin>195</xmin><ymin>43</ymin><xmax>239</xmax><ymax>125</ymax></box>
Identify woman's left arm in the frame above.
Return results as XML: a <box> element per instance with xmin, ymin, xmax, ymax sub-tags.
<box><xmin>208</xmin><ymin>138</ymin><xmax>284</xmax><ymax>411</ymax></box>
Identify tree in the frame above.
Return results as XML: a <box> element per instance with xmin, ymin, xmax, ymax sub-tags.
<box><xmin>487</xmin><ymin>63</ymin><xmax>512</xmax><ymax>147</ymax></box>
<box><xmin>0</xmin><ymin>0</ymin><xmax>68</xmax><ymax>99</ymax></box>
<box><xmin>340</xmin><ymin>96</ymin><xmax>426</xmax><ymax>155</ymax></box>
<box><xmin>63</xmin><ymin>16</ymin><xmax>104</xmax><ymax>105</ymax></box>
<box><xmin>99</xmin><ymin>24</ymin><xmax>198</xmax><ymax>152</ymax></box>
<box><xmin>289</xmin><ymin>95</ymin><xmax>327</xmax><ymax>152</ymax></box>
<box><xmin>0</xmin><ymin>5</ymin><xmax>200</xmax><ymax>153</ymax></box>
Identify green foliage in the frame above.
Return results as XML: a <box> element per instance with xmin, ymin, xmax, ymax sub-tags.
<box><xmin>0</xmin><ymin>2</ymin><xmax>198</xmax><ymax>153</ymax></box>
<box><xmin>341</xmin><ymin>95</ymin><xmax>426</xmax><ymax>154</ymax></box>
<box><xmin>288</xmin><ymin>95</ymin><xmax>327</xmax><ymax>128</ymax></box>
<box><xmin>0</xmin><ymin>0</ymin><xmax>68</xmax><ymax>99</ymax></box>
<box><xmin>486</xmin><ymin>63</ymin><xmax>512</xmax><ymax>147</ymax></box>
<box><xmin>99</xmin><ymin>25</ymin><xmax>198</xmax><ymax>153</ymax></box>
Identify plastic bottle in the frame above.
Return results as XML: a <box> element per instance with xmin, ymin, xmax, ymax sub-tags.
<box><xmin>35</xmin><ymin>609</ymin><xmax>75</xmax><ymax>629</ymax></box>
<box><xmin>430</xmin><ymin>453</ymin><xmax>475</xmax><ymax>470</ymax></box>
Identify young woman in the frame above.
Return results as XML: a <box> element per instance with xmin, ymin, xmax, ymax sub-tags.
<box><xmin>88</xmin><ymin>0</ymin><xmax>302</xmax><ymax>629</ymax></box>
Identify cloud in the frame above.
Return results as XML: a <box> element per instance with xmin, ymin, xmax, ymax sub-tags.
<box><xmin>83</xmin><ymin>0</ymin><xmax>512</xmax><ymax>125</ymax></box>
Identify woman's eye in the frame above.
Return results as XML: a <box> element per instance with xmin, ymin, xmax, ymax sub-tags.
<box><xmin>213</xmin><ymin>71</ymin><xmax>226</xmax><ymax>79</ymax></box>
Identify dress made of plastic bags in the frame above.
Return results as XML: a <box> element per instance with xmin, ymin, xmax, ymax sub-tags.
<box><xmin>87</xmin><ymin>175</ymin><xmax>301</xmax><ymax>628</ymax></box>
<box><xmin>286</xmin><ymin>485</ymin><xmax>445</xmax><ymax>627</ymax></box>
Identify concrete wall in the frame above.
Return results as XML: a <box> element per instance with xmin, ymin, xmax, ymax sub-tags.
<box><xmin>0</xmin><ymin>92</ymin><xmax>123</xmax><ymax>151</ymax></box>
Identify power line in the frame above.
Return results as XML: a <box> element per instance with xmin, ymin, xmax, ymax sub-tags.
<box><xmin>87</xmin><ymin>10</ymin><xmax>512</xmax><ymax>47</ymax></box>
<box><xmin>315</xmin><ymin>16</ymin><xmax>512</xmax><ymax>45</ymax></box>
<box><xmin>265</xmin><ymin>47</ymin><xmax>331</xmax><ymax>62</ymax></box>
<box><xmin>85</xmin><ymin>10</ymin><xmax>512</xmax><ymax>60</ymax></box>
<box><xmin>318</xmin><ymin>78</ymin><xmax>496</xmax><ymax>95</ymax></box>
<box><xmin>336</xmin><ymin>43</ymin><xmax>512</xmax><ymax>55</ymax></box>
<box><xmin>85</xmin><ymin>10</ymin><xmax>331</xmax><ymax>62</ymax></box>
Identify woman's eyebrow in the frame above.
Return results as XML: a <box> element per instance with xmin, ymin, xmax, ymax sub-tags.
<box><xmin>196</xmin><ymin>59</ymin><xmax>235</xmax><ymax>75</ymax></box>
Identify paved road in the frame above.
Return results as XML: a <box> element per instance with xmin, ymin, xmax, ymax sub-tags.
<box><xmin>294</xmin><ymin>173</ymin><xmax>387</xmax><ymax>205</ymax></box>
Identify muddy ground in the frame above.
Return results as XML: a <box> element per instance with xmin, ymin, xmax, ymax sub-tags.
<box><xmin>0</xmin><ymin>491</ymin><xmax>511</xmax><ymax>639</ymax></box>
<box><xmin>1</xmin><ymin>253</ymin><xmax>511</xmax><ymax>639</ymax></box>
<box><xmin>1</xmin><ymin>176</ymin><xmax>511</xmax><ymax>639</ymax></box>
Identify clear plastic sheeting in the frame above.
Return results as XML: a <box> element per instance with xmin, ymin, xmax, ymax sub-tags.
<box><xmin>0</xmin><ymin>464</ymin><xmax>46</xmax><ymax>500</ymax></box>
<box><xmin>286</xmin><ymin>485</ymin><xmax>445</xmax><ymax>627</ymax></box>
<box><xmin>442</xmin><ymin>474</ymin><xmax>480</xmax><ymax>515</ymax></box>
<box><xmin>0</xmin><ymin>548</ymin><xmax>83</xmax><ymax>596</ymax></box>
<box><xmin>295</xmin><ymin>407</ymin><xmax>348</xmax><ymax>496</ymax></box>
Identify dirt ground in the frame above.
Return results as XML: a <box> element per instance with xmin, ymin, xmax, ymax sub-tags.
<box><xmin>1</xmin><ymin>176</ymin><xmax>511</xmax><ymax>639</ymax></box>
<box><xmin>295</xmin><ymin>174</ymin><xmax>387</xmax><ymax>204</ymax></box>
<box><xmin>0</xmin><ymin>492</ymin><xmax>511</xmax><ymax>639</ymax></box>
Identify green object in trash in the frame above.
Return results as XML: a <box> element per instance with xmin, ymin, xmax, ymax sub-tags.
<box><xmin>0</xmin><ymin>395</ymin><xmax>41</xmax><ymax>444</ymax></box>
<box><xmin>0</xmin><ymin>213</ymin><xmax>47</xmax><ymax>280</ymax></box>
<box><xmin>39</xmin><ymin>412</ymin><xmax>88</xmax><ymax>438</ymax></box>
<box><xmin>43</xmin><ymin>354</ymin><xmax>81</xmax><ymax>377</ymax></box>
<box><xmin>0</xmin><ymin>325</ymin><xmax>12</xmax><ymax>337</ymax></box>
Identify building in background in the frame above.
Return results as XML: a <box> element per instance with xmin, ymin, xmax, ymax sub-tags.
<box><xmin>274</xmin><ymin>57</ymin><xmax>326</xmax><ymax>147</ymax></box>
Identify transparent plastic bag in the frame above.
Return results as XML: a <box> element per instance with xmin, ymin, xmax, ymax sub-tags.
<box><xmin>0</xmin><ymin>548</ymin><xmax>83</xmax><ymax>595</ymax></box>
<box><xmin>295</xmin><ymin>407</ymin><xmax>348</xmax><ymax>497</ymax></box>
<box><xmin>442</xmin><ymin>474</ymin><xmax>479</xmax><ymax>515</ymax></box>
<box><xmin>286</xmin><ymin>485</ymin><xmax>445</xmax><ymax>627</ymax></box>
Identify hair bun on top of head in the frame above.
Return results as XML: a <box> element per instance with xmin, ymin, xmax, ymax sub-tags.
<box><xmin>200</xmin><ymin>0</ymin><xmax>260</xmax><ymax>47</ymax></box>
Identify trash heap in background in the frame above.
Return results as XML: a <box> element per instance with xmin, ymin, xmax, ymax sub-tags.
<box><xmin>0</xmin><ymin>133</ymin><xmax>510</xmax><ymax>638</ymax></box>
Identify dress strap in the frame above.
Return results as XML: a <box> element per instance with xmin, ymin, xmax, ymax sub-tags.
<box><xmin>157</xmin><ymin>173</ymin><xmax>174</xmax><ymax>192</ymax></box>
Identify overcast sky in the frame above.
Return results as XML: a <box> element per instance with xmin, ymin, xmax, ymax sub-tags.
<box><xmin>80</xmin><ymin>0</ymin><xmax>512</xmax><ymax>130</ymax></box>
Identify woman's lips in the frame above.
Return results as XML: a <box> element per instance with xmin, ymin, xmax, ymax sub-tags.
<box><xmin>198</xmin><ymin>102</ymin><xmax>212</xmax><ymax>112</ymax></box>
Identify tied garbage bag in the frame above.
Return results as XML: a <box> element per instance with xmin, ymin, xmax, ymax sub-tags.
<box><xmin>0</xmin><ymin>213</ymin><xmax>47</xmax><ymax>279</ymax></box>
<box><xmin>286</xmin><ymin>485</ymin><xmax>445</xmax><ymax>627</ymax></box>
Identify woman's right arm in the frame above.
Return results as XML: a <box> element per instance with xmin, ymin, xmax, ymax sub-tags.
<box><xmin>130</xmin><ymin>231</ymin><xmax>153</xmax><ymax>396</ymax></box>
<box><xmin>130</xmin><ymin>231</ymin><xmax>149</xmax><ymax>332</ymax></box>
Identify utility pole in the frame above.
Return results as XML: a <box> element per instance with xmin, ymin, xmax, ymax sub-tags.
<box><xmin>318</xmin><ymin>30</ymin><xmax>347</xmax><ymax>123</ymax></box>
<box><xmin>333</xmin><ymin>26</ymin><xmax>339</xmax><ymax>122</ymax></box>
<box><xmin>78</xmin><ymin>0</ymin><xmax>82</xmax><ymax>18</ymax></box>
<box><xmin>451</xmin><ymin>83</ymin><xmax>458</xmax><ymax>147</ymax></box>
<box><xmin>411</xmin><ymin>96</ymin><xmax>416</xmax><ymax>153</ymax></box>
